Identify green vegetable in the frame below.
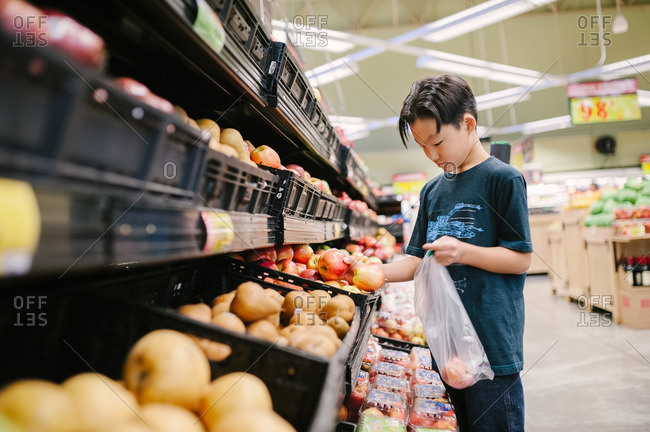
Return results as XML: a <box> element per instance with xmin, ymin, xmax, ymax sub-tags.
<box><xmin>614</xmin><ymin>189</ymin><xmax>637</xmax><ymax>204</ymax></box>
<box><xmin>636</xmin><ymin>195</ymin><xmax>650</xmax><ymax>207</ymax></box>
<box><xmin>590</xmin><ymin>201</ymin><xmax>604</xmax><ymax>215</ymax></box>
<box><xmin>602</xmin><ymin>199</ymin><xmax>618</xmax><ymax>214</ymax></box>
<box><xmin>601</xmin><ymin>190</ymin><xmax>617</xmax><ymax>201</ymax></box>
<box><xmin>624</xmin><ymin>176</ymin><xmax>644</xmax><ymax>191</ymax></box>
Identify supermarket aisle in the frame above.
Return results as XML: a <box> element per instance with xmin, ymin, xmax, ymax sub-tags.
<box><xmin>522</xmin><ymin>275</ymin><xmax>650</xmax><ymax>431</ymax></box>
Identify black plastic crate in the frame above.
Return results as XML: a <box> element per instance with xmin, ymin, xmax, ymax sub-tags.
<box><xmin>317</xmin><ymin>192</ymin><xmax>347</xmax><ymax>222</ymax></box>
<box><xmin>228</xmin><ymin>258</ymin><xmax>381</xmax><ymax>335</ymax></box>
<box><xmin>345</xmin><ymin>209</ymin><xmax>374</xmax><ymax>230</ymax></box>
<box><xmin>198</xmin><ymin>150</ymin><xmax>278</xmax><ymax>214</ymax></box>
<box><xmin>375</xmin><ymin>334</ymin><xmax>425</xmax><ymax>352</ymax></box>
<box><xmin>0</xmin><ymin>257</ymin><xmax>358</xmax><ymax>432</ymax></box>
<box><xmin>344</xmin><ymin>308</ymin><xmax>376</xmax><ymax>394</ymax></box>
<box><xmin>262</xmin><ymin>167</ymin><xmax>321</xmax><ymax>219</ymax></box>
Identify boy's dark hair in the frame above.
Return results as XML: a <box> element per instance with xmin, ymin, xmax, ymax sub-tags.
<box><xmin>398</xmin><ymin>75</ymin><xmax>478</xmax><ymax>147</ymax></box>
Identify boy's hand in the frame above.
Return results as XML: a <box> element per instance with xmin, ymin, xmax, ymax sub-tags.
<box><xmin>423</xmin><ymin>236</ymin><xmax>465</xmax><ymax>266</ymax></box>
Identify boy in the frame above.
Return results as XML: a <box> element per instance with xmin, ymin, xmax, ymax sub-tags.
<box><xmin>383</xmin><ymin>75</ymin><xmax>532</xmax><ymax>431</ymax></box>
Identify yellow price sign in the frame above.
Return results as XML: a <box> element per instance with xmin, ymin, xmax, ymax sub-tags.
<box><xmin>201</xmin><ymin>211</ymin><xmax>235</xmax><ymax>253</ymax></box>
<box><xmin>570</xmin><ymin>94</ymin><xmax>641</xmax><ymax>124</ymax></box>
<box><xmin>0</xmin><ymin>178</ymin><xmax>41</xmax><ymax>276</ymax></box>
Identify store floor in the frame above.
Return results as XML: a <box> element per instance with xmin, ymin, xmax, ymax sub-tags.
<box><xmin>523</xmin><ymin>275</ymin><xmax>650</xmax><ymax>431</ymax></box>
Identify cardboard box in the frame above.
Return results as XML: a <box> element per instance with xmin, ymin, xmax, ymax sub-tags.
<box><xmin>620</xmin><ymin>287</ymin><xmax>650</xmax><ymax>329</ymax></box>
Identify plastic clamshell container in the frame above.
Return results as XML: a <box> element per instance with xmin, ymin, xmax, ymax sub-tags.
<box><xmin>370</xmin><ymin>362</ymin><xmax>407</xmax><ymax>381</ymax></box>
<box><xmin>408</xmin><ymin>399</ymin><xmax>457</xmax><ymax>431</ymax></box>
<box><xmin>412</xmin><ymin>383</ymin><xmax>449</xmax><ymax>403</ymax></box>
<box><xmin>410</xmin><ymin>347</ymin><xmax>433</xmax><ymax>371</ymax></box>
<box><xmin>411</xmin><ymin>368</ymin><xmax>442</xmax><ymax>386</ymax></box>
<box><xmin>379</xmin><ymin>349</ymin><xmax>412</xmax><ymax>370</ymax></box>
<box><xmin>362</xmin><ymin>342</ymin><xmax>382</xmax><ymax>371</ymax></box>
<box><xmin>370</xmin><ymin>374</ymin><xmax>411</xmax><ymax>404</ymax></box>
<box><xmin>360</xmin><ymin>388</ymin><xmax>408</xmax><ymax>421</ymax></box>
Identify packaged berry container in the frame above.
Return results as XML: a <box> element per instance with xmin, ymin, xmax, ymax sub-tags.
<box><xmin>371</xmin><ymin>374</ymin><xmax>411</xmax><ymax>404</ymax></box>
<box><xmin>411</xmin><ymin>368</ymin><xmax>442</xmax><ymax>386</ymax></box>
<box><xmin>408</xmin><ymin>399</ymin><xmax>457</xmax><ymax>431</ymax></box>
<box><xmin>357</xmin><ymin>412</ymin><xmax>407</xmax><ymax>432</ymax></box>
<box><xmin>360</xmin><ymin>389</ymin><xmax>408</xmax><ymax>422</ymax></box>
<box><xmin>370</xmin><ymin>361</ymin><xmax>407</xmax><ymax>381</ymax></box>
<box><xmin>412</xmin><ymin>383</ymin><xmax>449</xmax><ymax>403</ymax></box>
<box><xmin>379</xmin><ymin>349</ymin><xmax>412</xmax><ymax>369</ymax></box>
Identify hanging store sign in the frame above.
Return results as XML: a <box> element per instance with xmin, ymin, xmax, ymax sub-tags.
<box><xmin>568</xmin><ymin>78</ymin><xmax>641</xmax><ymax>125</ymax></box>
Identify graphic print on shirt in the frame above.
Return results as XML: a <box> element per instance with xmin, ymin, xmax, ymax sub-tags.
<box><xmin>426</xmin><ymin>203</ymin><xmax>483</xmax><ymax>242</ymax></box>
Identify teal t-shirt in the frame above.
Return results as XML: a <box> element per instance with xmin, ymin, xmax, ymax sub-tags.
<box><xmin>406</xmin><ymin>156</ymin><xmax>533</xmax><ymax>376</ymax></box>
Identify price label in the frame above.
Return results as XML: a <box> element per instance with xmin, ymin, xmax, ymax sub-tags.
<box><xmin>570</xmin><ymin>94</ymin><xmax>641</xmax><ymax>124</ymax></box>
<box><xmin>193</xmin><ymin>0</ymin><xmax>225</xmax><ymax>53</ymax></box>
<box><xmin>0</xmin><ymin>178</ymin><xmax>40</xmax><ymax>276</ymax></box>
<box><xmin>334</xmin><ymin>222</ymin><xmax>341</xmax><ymax>238</ymax></box>
<box><xmin>201</xmin><ymin>211</ymin><xmax>235</xmax><ymax>253</ymax></box>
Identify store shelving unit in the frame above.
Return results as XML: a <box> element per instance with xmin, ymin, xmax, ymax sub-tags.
<box><xmin>0</xmin><ymin>1</ymin><xmax>383</xmax><ymax>430</ymax></box>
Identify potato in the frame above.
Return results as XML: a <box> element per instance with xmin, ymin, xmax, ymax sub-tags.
<box><xmin>230</xmin><ymin>282</ymin><xmax>281</xmax><ymax>323</ymax></box>
<box><xmin>291</xmin><ymin>332</ymin><xmax>338</xmax><ymax>358</ymax></box>
<box><xmin>281</xmin><ymin>291</ymin><xmax>317</xmax><ymax>325</ymax></box>
<box><xmin>208</xmin><ymin>410</ymin><xmax>296</xmax><ymax>432</ymax></box>
<box><xmin>264</xmin><ymin>289</ymin><xmax>284</xmax><ymax>307</ymax></box>
<box><xmin>178</xmin><ymin>303</ymin><xmax>211</xmax><ymax>323</ymax></box>
<box><xmin>196</xmin><ymin>119</ymin><xmax>220</xmax><ymax>143</ymax></box>
<box><xmin>194</xmin><ymin>337</ymin><xmax>231</xmax><ymax>362</ymax></box>
<box><xmin>211</xmin><ymin>312</ymin><xmax>246</xmax><ymax>334</ymax></box>
<box><xmin>212</xmin><ymin>291</ymin><xmax>235</xmax><ymax>308</ymax></box>
<box><xmin>320</xmin><ymin>295</ymin><xmax>355</xmax><ymax>322</ymax></box>
<box><xmin>289</xmin><ymin>311</ymin><xmax>324</xmax><ymax>327</ymax></box>
<box><xmin>309</xmin><ymin>290</ymin><xmax>331</xmax><ymax>311</ymax></box>
<box><xmin>327</xmin><ymin>316</ymin><xmax>350</xmax><ymax>339</ymax></box>
<box><xmin>247</xmin><ymin>320</ymin><xmax>279</xmax><ymax>343</ymax></box>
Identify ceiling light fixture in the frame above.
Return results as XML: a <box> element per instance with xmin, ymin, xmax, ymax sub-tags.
<box><xmin>637</xmin><ymin>90</ymin><xmax>650</xmax><ymax>107</ymax></box>
<box><xmin>305</xmin><ymin>59</ymin><xmax>360</xmax><ymax>86</ymax></box>
<box><xmin>498</xmin><ymin>115</ymin><xmax>572</xmax><ymax>135</ymax></box>
<box><xmin>569</xmin><ymin>54</ymin><xmax>650</xmax><ymax>81</ymax></box>
<box><xmin>416</xmin><ymin>55</ymin><xmax>549</xmax><ymax>86</ymax></box>
<box><xmin>475</xmin><ymin>87</ymin><xmax>532</xmax><ymax>111</ymax></box>
<box><xmin>422</xmin><ymin>0</ymin><xmax>558</xmax><ymax>43</ymax></box>
<box><xmin>612</xmin><ymin>0</ymin><xmax>629</xmax><ymax>34</ymax></box>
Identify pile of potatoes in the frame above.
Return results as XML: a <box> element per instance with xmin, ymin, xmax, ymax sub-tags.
<box><xmin>177</xmin><ymin>281</ymin><xmax>356</xmax><ymax>359</ymax></box>
<box><xmin>173</xmin><ymin>107</ymin><xmax>256</xmax><ymax>166</ymax></box>
<box><xmin>0</xmin><ymin>329</ymin><xmax>295</xmax><ymax>432</ymax></box>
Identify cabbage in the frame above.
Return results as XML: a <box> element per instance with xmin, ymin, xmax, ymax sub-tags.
<box><xmin>614</xmin><ymin>189</ymin><xmax>637</xmax><ymax>204</ymax></box>
<box><xmin>590</xmin><ymin>200</ymin><xmax>604</xmax><ymax>215</ymax></box>
<box><xmin>624</xmin><ymin>177</ymin><xmax>644</xmax><ymax>191</ymax></box>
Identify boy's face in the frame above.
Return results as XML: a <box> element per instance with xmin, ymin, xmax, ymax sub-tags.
<box><xmin>410</xmin><ymin>115</ymin><xmax>476</xmax><ymax>173</ymax></box>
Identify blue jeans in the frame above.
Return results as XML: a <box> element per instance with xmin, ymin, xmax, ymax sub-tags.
<box><xmin>443</xmin><ymin>373</ymin><xmax>524</xmax><ymax>432</ymax></box>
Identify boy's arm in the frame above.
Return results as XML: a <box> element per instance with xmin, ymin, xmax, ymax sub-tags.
<box><xmin>425</xmin><ymin>236</ymin><xmax>531</xmax><ymax>274</ymax></box>
<box><xmin>379</xmin><ymin>255</ymin><xmax>423</xmax><ymax>282</ymax></box>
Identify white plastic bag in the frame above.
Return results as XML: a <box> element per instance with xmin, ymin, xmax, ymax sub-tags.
<box><xmin>414</xmin><ymin>251</ymin><xmax>494</xmax><ymax>389</ymax></box>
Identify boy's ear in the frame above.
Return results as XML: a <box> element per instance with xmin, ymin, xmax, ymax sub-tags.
<box><xmin>463</xmin><ymin>113</ymin><xmax>476</xmax><ymax>132</ymax></box>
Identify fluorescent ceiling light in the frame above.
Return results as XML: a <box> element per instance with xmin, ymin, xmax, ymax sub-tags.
<box><xmin>499</xmin><ymin>115</ymin><xmax>572</xmax><ymax>135</ymax></box>
<box><xmin>569</xmin><ymin>55</ymin><xmax>650</xmax><ymax>81</ymax></box>
<box><xmin>271</xmin><ymin>21</ymin><xmax>355</xmax><ymax>54</ymax></box>
<box><xmin>423</xmin><ymin>0</ymin><xmax>557</xmax><ymax>43</ymax></box>
<box><xmin>306</xmin><ymin>59</ymin><xmax>359</xmax><ymax>86</ymax></box>
<box><xmin>638</xmin><ymin>90</ymin><xmax>650</xmax><ymax>107</ymax></box>
<box><xmin>416</xmin><ymin>55</ymin><xmax>545</xmax><ymax>86</ymax></box>
<box><xmin>475</xmin><ymin>87</ymin><xmax>531</xmax><ymax>111</ymax></box>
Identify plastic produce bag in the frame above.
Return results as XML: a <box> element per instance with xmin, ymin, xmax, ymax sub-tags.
<box><xmin>413</xmin><ymin>252</ymin><xmax>494</xmax><ymax>389</ymax></box>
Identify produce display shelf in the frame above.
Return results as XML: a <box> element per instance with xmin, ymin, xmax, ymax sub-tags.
<box><xmin>345</xmin><ymin>209</ymin><xmax>380</xmax><ymax>242</ymax></box>
<box><xmin>345</xmin><ymin>308</ymin><xmax>376</xmax><ymax>394</ymax></box>
<box><xmin>0</xmin><ymin>256</ymin><xmax>359</xmax><ymax>432</ymax></box>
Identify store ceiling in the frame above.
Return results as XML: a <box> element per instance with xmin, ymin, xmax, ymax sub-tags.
<box><xmin>270</xmin><ymin>0</ymin><xmax>650</xmax><ymax>171</ymax></box>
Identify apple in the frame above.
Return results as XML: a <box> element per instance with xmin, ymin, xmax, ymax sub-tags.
<box><xmin>43</xmin><ymin>11</ymin><xmax>107</xmax><ymax>68</ymax></box>
<box><xmin>361</xmin><ymin>407</ymin><xmax>384</xmax><ymax>418</ymax></box>
<box><xmin>245</xmin><ymin>247</ymin><xmax>277</xmax><ymax>263</ymax></box>
<box><xmin>251</xmin><ymin>145</ymin><xmax>281</xmax><ymax>169</ymax></box>
<box><xmin>275</xmin><ymin>244</ymin><xmax>294</xmax><ymax>262</ymax></box>
<box><xmin>367</xmin><ymin>256</ymin><xmax>383</xmax><ymax>264</ymax></box>
<box><xmin>318</xmin><ymin>249</ymin><xmax>350</xmax><ymax>281</ymax></box>
<box><xmin>292</xmin><ymin>244</ymin><xmax>313</xmax><ymax>264</ymax></box>
<box><xmin>441</xmin><ymin>357</ymin><xmax>474</xmax><ymax>389</ymax></box>
<box><xmin>123</xmin><ymin>330</ymin><xmax>211</xmax><ymax>412</ymax></box>
<box><xmin>383</xmin><ymin>319</ymin><xmax>398</xmax><ymax>333</ymax></box>
<box><xmin>244</xmin><ymin>140</ymin><xmax>255</xmax><ymax>154</ymax></box>
<box><xmin>285</xmin><ymin>164</ymin><xmax>309</xmax><ymax>179</ymax></box>
<box><xmin>254</xmin><ymin>259</ymin><xmax>279</xmax><ymax>271</ymax></box>
<box><xmin>307</xmin><ymin>254</ymin><xmax>321</xmax><ymax>270</ymax></box>
<box><xmin>353</xmin><ymin>264</ymin><xmax>385</xmax><ymax>292</ymax></box>
<box><xmin>299</xmin><ymin>268</ymin><xmax>321</xmax><ymax>281</ymax></box>
<box><xmin>323</xmin><ymin>280</ymin><xmax>341</xmax><ymax>289</ymax></box>
<box><xmin>315</xmin><ymin>245</ymin><xmax>330</xmax><ymax>255</ymax></box>
<box><xmin>295</xmin><ymin>262</ymin><xmax>306</xmax><ymax>272</ymax></box>
<box><xmin>277</xmin><ymin>259</ymin><xmax>299</xmax><ymax>275</ymax></box>
<box><xmin>309</xmin><ymin>178</ymin><xmax>324</xmax><ymax>191</ymax></box>
<box><xmin>345</xmin><ymin>243</ymin><xmax>363</xmax><ymax>254</ymax></box>
<box><xmin>387</xmin><ymin>407</ymin><xmax>406</xmax><ymax>420</ymax></box>
<box><xmin>389</xmin><ymin>332</ymin><xmax>403</xmax><ymax>340</ymax></box>
<box><xmin>411</xmin><ymin>336</ymin><xmax>425</xmax><ymax>345</ymax></box>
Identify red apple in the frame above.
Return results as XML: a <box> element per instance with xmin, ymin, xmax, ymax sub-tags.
<box><xmin>307</xmin><ymin>254</ymin><xmax>321</xmax><ymax>270</ymax></box>
<box><xmin>275</xmin><ymin>244</ymin><xmax>294</xmax><ymax>262</ymax></box>
<box><xmin>285</xmin><ymin>164</ymin><xmax>309</xmax><ymax>179</ymax></box>
<box><xmin>389</xmin><ymin>332</ymin><xmax>403</xmax><ymax>340</ymax></box>
<box><xmin>353</xmin><ymin>264</ymin><xmax>385</xmax><ymax>292</ymax></box>
<box><xmin>255</xmin><ymin>259</ymin><xmax>279</xmax><ymax>270</ymax></box>
<box><xmin>309</xmin><ymin>177</ymin><xmax>324</xmax><ymax>191</ymax></box>
<box><xmin>388</xmin><ymin>407</ymin><xmax>406</xmax><ymax>421</ymax></box>
<box><xmin>441</xmin><ymin>357</ymin><xmax>474</xmax><ymax>389</ymax></box>
<box><xmin>367</xmin><ymin>256</ymin><xmax>383</xmax><ymax>264</ymax></box>
<box><xmin>295</xmin><ymin>263</ymin><xmax>306</xmax><ymax>272</ymax></box>
<box><xmin>292</xmin><ymin>244</ymin><xmax>313</xmax><ymax>264</ymax></box>
<box><xmin>371</xmin><ymin>327</ymin><xmax>390</xmax><ymax>338</ymax></box>
<box><xmin>318</xmin><ymin>249</ymin><xmax>350</xmax><ymax>281</ymax></box>
<box><xmin>361</xmin><ymin>408</ymin><xmax>384</xmax><ymax>418</ymax></box>
<box><xmin>299</xmin><ymin>268</ymin><xmax>321</xmax><ymax>281</ymax></box>
<box><xmin>345</xmin><ymin>243</ymin><xmax>363</xmax><ymax>254</ymax></box>
<box><xmin>42</xmin><ymin>11</ymin><xmax>107</xmax><ymax>68</ymax></box>
<box><xmin>251</xmin><ymin>145</ymin><xmax>281</xmax><ymax>169</ymax></box>
<box><xmin>277</xmin><ymin>259</ymin><xmax>299</xmax><ymax>275</ymax></box>
<box><xmin>245</xmin><ymin>247</ymin><xmax>277</xmax><ymax>263</ymax></box>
